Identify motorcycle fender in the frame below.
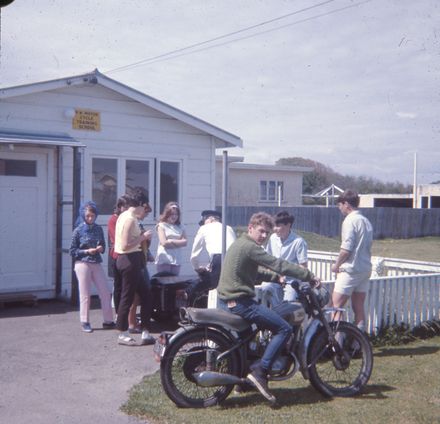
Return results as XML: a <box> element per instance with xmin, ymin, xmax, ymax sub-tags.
<box><xmin>154</xmin><ymin>325</ymin><xmax>198</xmax><ymax>362</ymax></box>
<box><xmin>163</xmin><ymin>325</ymin><xmax>237</xmax><ymax>356</ymax></box>
<box><xmin>299</xmin><ymin>319</ymin><xmax>323</xmax><ymax>380</ymax></box>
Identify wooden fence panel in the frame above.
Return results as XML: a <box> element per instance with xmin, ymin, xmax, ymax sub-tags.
<box><xmin>222</xmin><ymin>206</ymin><xmax>440</xmax><ymax>239</ymax></box>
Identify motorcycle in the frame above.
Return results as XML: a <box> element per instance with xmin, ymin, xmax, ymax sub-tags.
<box><xmin>153</xmin><ymin>280</ymin><xmax>373</xmax><ymax>408</ymax></box>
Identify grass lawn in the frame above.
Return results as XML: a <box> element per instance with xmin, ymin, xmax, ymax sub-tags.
<box><xmin>297</xmin><ymin>231</ymin><xmax>440</xmax><ymax>263</ymax></box>
<box><xmin>122</xmin><ymin>233</ymin><xmax>440</xmax><ymax>422</ymax></box>
<box><xmin>235</xmin><ymin>227</ymin><xmax>440</xmax><ymax>263</ymax></box>
<box><xmin>123</xmin><ymin>336</ymin><xmax>440</xmax><ymax>424</ymax></box>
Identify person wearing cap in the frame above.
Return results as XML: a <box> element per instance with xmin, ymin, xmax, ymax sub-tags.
<box><xmin>190</xmin><ymin>210</ymin><xmax>236</xmax><ymax>289</ymax></box>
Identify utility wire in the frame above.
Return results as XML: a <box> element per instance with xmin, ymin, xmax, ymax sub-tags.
<box><xmin>132</xmin><ymin>0</ymin><xmax>373</xmax><ymax>70</ymax></box>
<box><xmin>105</xmin><ymin>0</ymin><xmax>339</xmax><ymax>74</ymax></box>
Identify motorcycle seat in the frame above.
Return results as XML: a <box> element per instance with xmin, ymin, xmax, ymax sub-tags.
<box><xmin>184</xmin><ymin>307</ymin><xmax>250</xmax><ymax>332</ymax></box>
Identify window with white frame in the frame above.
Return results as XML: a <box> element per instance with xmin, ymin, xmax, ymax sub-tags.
<box><xmin>259</xmin><ymin>180</ymin><xmax>284</xmax><ymax>202</ymax></box>
<box><xmin>92</xmin><ymin>158</ymin><xmax>117</xmax><ymax>215</ymax></box>
<box><xmin>125</xmin><ymin>159</ymin><xmax>150</xmax><ymax>198</ymax></box>
<box><xmin>91</xmin><ymin>157</ymin><xmax>181</xmax><ymax>219</ymax></box>
<box><xmin>157</xmin><ymin>160</ymin><xmax>180</xmax><ymax>214</ymax></box>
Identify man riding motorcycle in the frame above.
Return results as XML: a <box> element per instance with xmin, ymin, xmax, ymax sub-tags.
<box><xmin>217</xmin><ymin>212</ymin><xmax>320</xmax><ymax>404</ymax></box>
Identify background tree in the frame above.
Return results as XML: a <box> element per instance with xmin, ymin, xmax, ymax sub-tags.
<box><xmin>276</xmin><ymin>157</ymin><xmax>412</xmax><ymax>196</ymax></box>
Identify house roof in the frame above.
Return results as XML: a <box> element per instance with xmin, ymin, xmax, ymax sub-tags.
<box><xmin>0</xmin><ymin>129</ymin><xmax>86</xmax><ymax>148</ymax></box>
<box><xmin>226</xmin><ymin>162</ymin><xmax>313</xmax><ymax>173</ymax></box>
<box><xmin>215</xmin><ymin>156</ymin><xmax>313</xmax><ymax>173</ymax></box>
<box><xmin>0</xmin><ymin>69</ymin><xmax>242</xmax><ymax>149</ymax></box>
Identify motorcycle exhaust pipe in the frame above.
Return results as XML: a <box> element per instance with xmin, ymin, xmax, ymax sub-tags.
<box><xmin>193</xmin><ymin>371</ymin><xmax>247</xmax><ymax>387</ymax></box>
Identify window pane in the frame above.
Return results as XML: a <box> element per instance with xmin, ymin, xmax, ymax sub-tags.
<box><xmin>268</xmin><ymin>181</ymin><xmax>276</xmax><ymax>201</ymax></box>
<box><xmin>92</xmin><ymin>158</ymin><xmax>117</xmax><ymax>215</ymax></box>
<box><xmin>126</xmin><ymin>160</ymin><xmax>150</xmax><ymax>201</ymax></box>
<box><xmin>160</xmin><ymin>161</ymin><xmax>179</xmax><ymax>213</ymax></box>
<box><xmin>259</xmin><ymin>181</ymin><xmax>267</xmax><ymax>200</ymax></box>
<box><xmin>0</xmin><ymin>159</ymin><xmax>36</xmax><ymax>177</ymax></box>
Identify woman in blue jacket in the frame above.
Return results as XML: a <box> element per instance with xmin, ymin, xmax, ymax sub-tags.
<box><xmin>70</xmin><ymin>201</ymin><xmax>114</xmax><ymax>332</ymax></box>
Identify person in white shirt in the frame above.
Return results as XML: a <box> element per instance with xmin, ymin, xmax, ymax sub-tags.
<box><xmin>190</xmin><ymin>210</ymin><xmax>236</xmax><ymax>289</ymax></box>
<box><xmin>155</xmin><ymin>202</ymin><xmax>187</xmax><ymax>276</ymax></box>
<box><xmin>260</xmin><ymin>211</ymin><xmax>308</xmax><ymax>307</ymax></box>
<box><xmin>331</xmin><ymin>190</ymin><xmax>373</xmax><ymax>332</ymax></box>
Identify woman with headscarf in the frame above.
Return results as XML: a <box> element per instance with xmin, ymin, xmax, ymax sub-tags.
<box><xmin>70</xmin><ymin>201</ymin><xmax>114</xmax><ymax>333</ymax></box>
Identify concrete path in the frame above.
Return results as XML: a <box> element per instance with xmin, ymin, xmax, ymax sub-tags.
<box><xmin>0</xmin><ymin>299</ymin><xmax>167</xmax><ymax>424</ymax></box>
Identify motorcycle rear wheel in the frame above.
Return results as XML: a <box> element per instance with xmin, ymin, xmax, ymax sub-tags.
<box><xmin>307</xmin><ymin>321</ymin><xmax>373</xmax><ymax>397</ymax></box>
<box><xmin>160</xmin><ymin>328</ymin><xmax>240</xmax><ymax>408</ymax></box>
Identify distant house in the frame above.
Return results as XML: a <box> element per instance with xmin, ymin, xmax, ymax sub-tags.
<box><xmin>215</xmin><ymin>156</ymin><xmax>312</xmax><ymax>207</ymax></box>
<box><xmin>359</xmin><ymin>184</ymin><xmax>440</xmax><ymax>208</ymax></box>
<box><xmin>0</xmin><ymin>69</ymin><xmax>242</xmax><ymax>300</ymax></box>
<box><xmin>417</xmin><ymin>184</ymin><xmax>440</xmax><ymax>208</ymax></box>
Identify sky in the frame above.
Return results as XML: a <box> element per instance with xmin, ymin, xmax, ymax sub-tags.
<box><xmin>0</xmin><ymin>0</ymin><xmax>439</xmax><ymax>185</ymax></box>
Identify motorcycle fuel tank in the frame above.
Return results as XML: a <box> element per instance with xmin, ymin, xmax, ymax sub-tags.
<box><xmin>273</xmin><ymin>301</ymin><xmax>306</xmax><ymax>325</ymax></box>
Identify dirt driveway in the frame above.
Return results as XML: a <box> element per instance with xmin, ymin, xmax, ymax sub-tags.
<box><xmin>0</xmin><ymin>299</ymin><xmax>168</xmax><ymax>424</ymax></box>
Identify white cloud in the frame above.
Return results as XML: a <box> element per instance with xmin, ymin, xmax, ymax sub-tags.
<box><xmin>396</xmin><ymin>112</ymin><xmax>417</xmax><ymax>119</ymax></box>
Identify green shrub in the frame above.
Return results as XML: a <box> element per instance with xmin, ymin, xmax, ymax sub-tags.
<box><xmin>370</xmin><ymin>319</ymin><xmax>440</xmax><ymax>347</ymax></box>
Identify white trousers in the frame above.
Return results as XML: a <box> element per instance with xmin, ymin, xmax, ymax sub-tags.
<box><xmin>74</xmin><ymin>261</ymin><xmax>113</xmax><ymax>324</ymax></box>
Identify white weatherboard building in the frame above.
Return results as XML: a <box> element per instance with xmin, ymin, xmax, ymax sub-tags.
<box><xmin>0</xmin><ymin>69</ymin><xmax>242</xmax><ymax>301</ymax></box>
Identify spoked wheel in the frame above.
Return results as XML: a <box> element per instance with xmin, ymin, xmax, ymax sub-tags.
<box><xmin>160</xmin><ymin>328</ymin><xmax>240</xmax><ymax>408</ymax></box>
<box><xmin>307</xmin><ymin>321</ymin><xmax>373</xmax><ymax>397</ymax></box>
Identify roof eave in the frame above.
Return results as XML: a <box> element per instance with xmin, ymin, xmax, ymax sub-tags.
<box><xmin>0</xmin><ymin>69</ymin><xmax>242</xmax><ymax>149</ymax></box>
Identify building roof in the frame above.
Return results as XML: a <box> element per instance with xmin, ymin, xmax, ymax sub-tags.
<box><xmin>0</xmin><ymin>69</ymin><xmax>242</xmax><ymax>149</ymax></box>
<box><xmin>225</xmin><ymin>162</ymin><xmax>313</xmax><ymax>173</ymax></box>
<box><xmin>0</xmin><ymin>129</ymin><xmax>85</xmax><ymax>148</ymax></box>
<box><xmin>215</xmin><ymin>155</ymin><xmax>313</xmax><ymax>173</ymax></box>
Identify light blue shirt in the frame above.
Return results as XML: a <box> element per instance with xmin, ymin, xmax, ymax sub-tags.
<box><xmin>340</xmin><ymin>210</ymin><xmax>373</xmax><ymax>274</ymax></box>
<box><xmin>265</xmin><ymin>231</ymin><xmax>308</xmax><ymax>282</ymax></box>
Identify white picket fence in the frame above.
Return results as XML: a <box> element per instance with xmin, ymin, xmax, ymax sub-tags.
<box><xmin>308</xmin><ymin>251</ymin><xmax>440</xmax><ymax>335</ymax></box>
<box><xmin>208</xmin><ymin>252</ymin><xmax>440</xmax><ymax>335</ymax></box>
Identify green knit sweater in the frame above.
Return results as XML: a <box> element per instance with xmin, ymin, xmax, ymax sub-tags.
<box><xmin>217</xmin><ymin>233</ymin><xmax>313</xmax><ymax>301</ymax></box>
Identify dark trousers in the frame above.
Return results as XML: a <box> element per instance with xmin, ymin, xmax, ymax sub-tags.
<box><xmin>111</xmin><ymin>256</ymin><xmax>122</xmax><ymax>313</ymax></box>
<box><xmin>116</xmin><ymin>251</ymin><xmax>152</xmax><ymax>332</ymax></box>
<box><xmin>209</xmin><ymin>254</ymin><xmax>222</xmax><ymax>289</ymax></box>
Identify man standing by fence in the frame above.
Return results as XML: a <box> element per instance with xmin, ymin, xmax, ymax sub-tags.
<box><xmin>331</xmin><ymin>190</ymin><xmax>373</xmax><ymax>333</ymax></box>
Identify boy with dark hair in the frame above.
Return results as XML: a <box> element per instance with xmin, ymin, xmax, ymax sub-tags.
<box><xmin>332</xmin><ymin>190</ymin><xmax>373</xmax><ymax>333</ymax></box>
<box><xmin>261</xmin><ymin>211</ymin><xmax>308</xmax><ymax>306</ymax></box>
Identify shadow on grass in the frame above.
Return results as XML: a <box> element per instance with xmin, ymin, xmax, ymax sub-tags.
<box><xmin>223</xmin><ymin>383</ymin><xmax>396</xmax><ymax>409</ymax></box>
<box><xmin>223</xmin><ymin>386</ymin><xmax>328</xmax><ymax>409</ymax></box>
<box><xmin>374</xmin><ymin>345</ymin><xmax>439</xmax><ymax>357</ymax></box>
<box><xmin>358</xmin><ymin>383</ymin><xmax>395</xmax><ymax>399</ymax></box>
<box><xmin>123</xmin><ymin>372</ymin><xmax>397</xmax><ymax>424</ymax></box>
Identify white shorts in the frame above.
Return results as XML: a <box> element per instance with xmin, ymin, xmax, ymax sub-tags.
<box><xmin>334</xmin><ymin>271</ymin><xmax>371</xmax><ymax>296</ymax></box>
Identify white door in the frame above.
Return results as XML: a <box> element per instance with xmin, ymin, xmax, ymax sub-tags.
<box><xmin>0</xmin><ymin>149</ymin><xmax>52</xmax><ymax>294</ymax></box>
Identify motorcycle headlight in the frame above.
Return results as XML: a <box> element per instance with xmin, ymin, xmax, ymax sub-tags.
<box><xmin>313</xmin><ymin>286</ymin><xmax>330</xmax><ymax>308</ymax></box>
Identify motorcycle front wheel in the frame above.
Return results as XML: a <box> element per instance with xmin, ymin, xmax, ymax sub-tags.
<box><xmin>160</xmin><ymin>328</ymin><xmax>240</xmax><ymax>408</ymax></box>
<box><xmin>307</xmin><ymin>321</ymin><xmax>373</xmax><ymax>397</ymax></box>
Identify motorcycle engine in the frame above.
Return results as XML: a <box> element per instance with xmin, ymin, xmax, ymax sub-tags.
<box><xmin>269</xmin><ymin>355</ymin><xmax>289</xmax><ymax>375</ymax></box>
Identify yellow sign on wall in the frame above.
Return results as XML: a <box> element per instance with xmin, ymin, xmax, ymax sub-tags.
<box><xmin>72</xmin><ymin>109</ymin><xmax>101</xmax><ymax>131</ymax></box>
